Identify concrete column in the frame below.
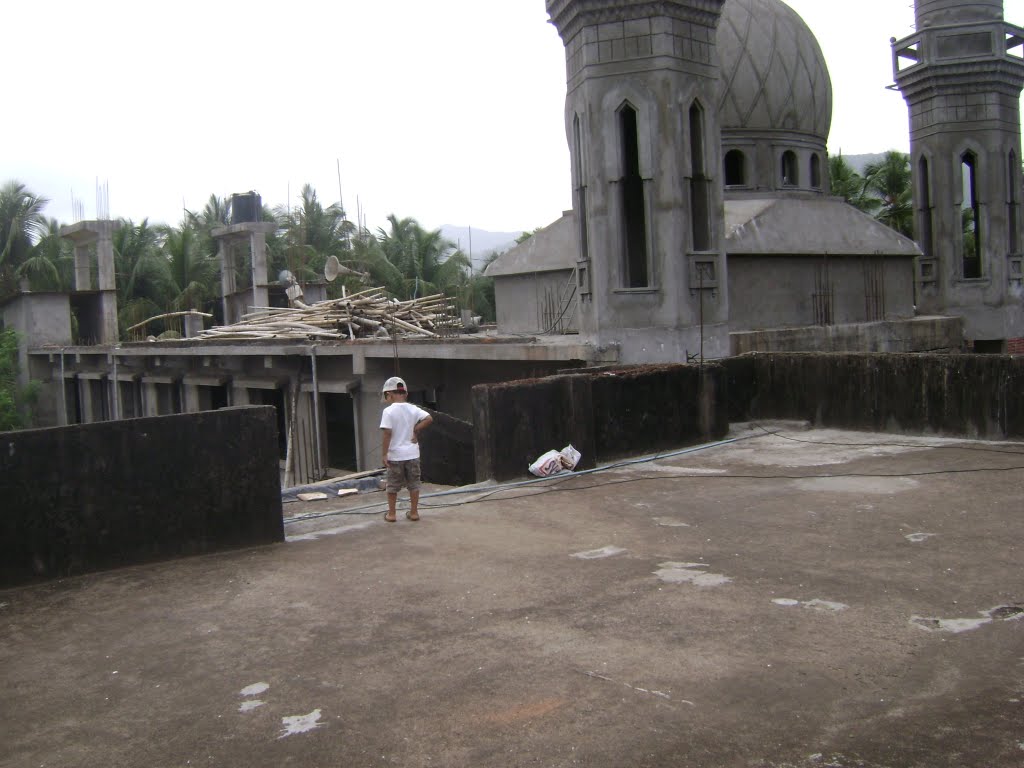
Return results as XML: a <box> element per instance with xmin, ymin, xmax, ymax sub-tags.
<box><xmin>251</xmin><ymin>232</ymin><xmax>270</xmax><ymax>311</ymax></box>
<box><xmin>143</xmin><ymin>383</ymin><xmax>161</xmax><ymax>417</ymax></box>
<box><xmin>232</xmin><ymin>385</ymin><xmax>252</xmax><ymax>406</ymax></box>
<box><xmin>184</xmin><ymin>384</ymin><xmax>201</xmax><ymax>413</ymax></box>
<box><xmin>73</xmin><ymin>245</ymin><xmax>91</xmax><ymax>290</ymax></box>
<box><xmin>79</xmin><ymin>380</ymin><xmax>94</xmax><ymax>423</ymax></box>
<box><xmin>183</xmin><ymin>313</ymin><xmax>205</xmax><ymax>338</ymax></box>
<box><xmin>99</xmin><ymin>292</ymin><xmax>118</xmax><ymax>344</ymax></box>
<box><xmin>219</xmin><ymin>240</ymin><xmax>235</xmax><ymax>325</ymax></box>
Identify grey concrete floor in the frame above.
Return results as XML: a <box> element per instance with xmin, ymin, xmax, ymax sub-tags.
<box><xmin>3</xmin><ymin>423</ymin><xmax>1024</xmax><ymax>768</ymax></box>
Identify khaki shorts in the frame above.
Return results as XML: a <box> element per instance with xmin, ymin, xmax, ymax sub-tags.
<box><xmin>386</xmin><ymin>459</ymin><xmax>422</xmax><ymax>493</ymax></box>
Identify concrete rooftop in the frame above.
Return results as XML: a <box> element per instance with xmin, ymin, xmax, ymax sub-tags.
<box><xmin>3</xmin><ymin>424</ymin><xmax>1024</xmax><ymax>768</ymax></box>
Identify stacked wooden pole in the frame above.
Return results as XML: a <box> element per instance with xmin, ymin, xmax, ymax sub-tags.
<box><xmin>195</xmin><ymin>288</ymin><xmax>460</xmax><ymax>341</ymax></box>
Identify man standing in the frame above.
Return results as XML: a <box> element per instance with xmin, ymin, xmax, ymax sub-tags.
<box><xmin>379</xmin><ymin>376</ymin><xmax>432</xmax><ymax>522</ymax></box>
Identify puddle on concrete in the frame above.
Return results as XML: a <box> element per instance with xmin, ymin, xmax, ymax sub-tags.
<box><xmin>911</xmin><ymin>605</ymin><xmax>1024</xmax><ymax>633</ymax></box>
<box><xmin>791</xmin><ymin>476</ymin><xmax>919</xmax><ymax>495</ymax></box>
<box><xmin>654</xmin><ymin>562</ymin><xmax>731</xmax><ymax>586</ymax></box>
<box><xmin>286</xmin><ymin>520</ymin><xmax>375</xmax><ymax>542</ymax></box>
<box><xmin>279</xmin><ymin>709</ymin><xmax>323</xmax><ymax>738</ymax></box>
<box><xmin>772</xmin><ymin>598</ymin><xmax>847</xmax><ymax>612</ymax></box>
<box><xmin>239</xmin><ymin>700</ymin><xmax>265</xmax><ymax>712</ymax></box>
<box><xmin>572</xmin><ymin>546</ymin><xmax>627</xmax><ymax>560</ymax></box>
<box><xmin>654</xmin><ymin>517</ymin><xmax>691</xmax><ymax>527</ymax></box>
<box><xmin>804</xmin><ymin>599</ymin><xmax>848</xmax><ymax>612</ymax></box>
<box><xmin>605</xmin><ymin>464</ymin><xmax>726</xmax><ymax>476</ymax></box>
<box><xmin>240</xmin><ymin>682</ymin><xmax>270</xmax><ymax>697</ymax></box>
<box><xmin>904</xmin><ymin>532</ymin><xmax>937</xmax><ymax>543</ymax></box>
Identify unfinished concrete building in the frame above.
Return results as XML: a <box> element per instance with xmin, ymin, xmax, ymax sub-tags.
<box><xmin>3</xmin><ymin>0</ymin><xmax>1022</xmax><ymax>481</ymax></box>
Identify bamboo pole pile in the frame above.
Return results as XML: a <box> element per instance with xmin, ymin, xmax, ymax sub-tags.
<box><xmin>195</xmin><ymin>287</ymin><xmax>461</xmax><ymax>341</ymax></box>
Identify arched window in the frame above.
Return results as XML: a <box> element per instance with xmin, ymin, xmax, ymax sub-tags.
<box><xmin>1009</xmin><ymin>150</ymin><xmax>1020</xmax><ymax>255</ymax></box>
<box><xmin>689</xmin><ymin>103</ymin><xmax>711</xmax><ymax>252</ymax></box>
<box><xmin>961</xmin><ymin>152</ymin><xmax>982</xmax><ymax>278</ymax></box>
<box><xmin>619</xmin><ymin>104</ymin><xmax>649</xmax><ymax>288</ymax></box>
<box><xmin>724</xmin><ymin>149</ymin><xmax>746</xmax><ymax>186</ymax></box>
<box><xmin>573</xmin><ymin>115</ymin><xmax>590</xmax><ymax>272</ymax></box>
<box><xmin>918</xmin><ymin>155</ymin><xmax>934</xmax><ymax>261</ymax></box>
<box><xmin>781</xmin><ymin>151</ymin><xmax>798</xmax><ymax>187</ymax></box>
<box><xmin>810</xmin><ymin>154</ymin><xmax>822</xmax><ymax>189</ymax></box>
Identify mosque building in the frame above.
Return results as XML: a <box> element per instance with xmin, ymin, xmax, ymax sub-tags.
<box><xmin>3</xmin><ymin>0</ymin><xmax>1022</xmax><ymax>477</ymax></box>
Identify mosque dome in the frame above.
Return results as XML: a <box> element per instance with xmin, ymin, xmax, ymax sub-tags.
<box><xmin>717</xmin><ymin>0</ymin><xmax>832</xmax><ymax>140</ymax></box>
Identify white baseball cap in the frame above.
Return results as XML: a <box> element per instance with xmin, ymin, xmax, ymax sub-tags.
<box><xmin>381</xmin><ymin>376</ymin><xmax>407</xmax><ymax>401</ymax></box>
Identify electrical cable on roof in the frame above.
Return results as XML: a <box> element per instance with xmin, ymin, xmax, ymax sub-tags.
<box><xmin>283</xmin><ymin>428</ymin><xmax>1024</xmax><ymax>525</ymax></box>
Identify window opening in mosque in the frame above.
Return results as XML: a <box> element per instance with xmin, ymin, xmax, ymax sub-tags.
<box><xmin>781</xmin><ymin>151</ymin><xmax>798</xmax><ymax>187</ymax></box>
<box><xmin>724</xmin><ymin>149</ymin><xmax>746</xmax><ymax>187</ymax></box>
<box><xmin>961</xmin><ymin>152</ymin><xmax>982</xmax><ymax>278</ymax></box>
<box><xmin>810</xmin><ymin>154</ymin><xmax>822</xmax><ymax>189</ymax></box>
<box><xmin>619</xmin><ymin>104</ymin><xmax>649</xmax><ymax>288</ymax></box>
<box><xmin>573</xmin><ymin>115</ymin><xmax>590</xmax><ymax>267</ymax></box>
<box><xmin>1009</xmin><ymin>151</ymin><xmax>1020</xmax><ymax>255</ymax></box>
<box><xmin>689</xmin><ymin>103</ymin><xmax>711</xmax><ymax>252</ymax></box>
<box><xmin>918</xmin><ymin>156</ymin><xmax>934</xmax><ymax>260</ymax></box>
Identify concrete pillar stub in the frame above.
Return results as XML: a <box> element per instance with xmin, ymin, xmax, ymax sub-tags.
<box><xmin>61</xmin><ymin>220</ymin><xmax>122</xmax><ymax>292</ymax></box>
<box><xmin>211</xmin><ymin>222</ymin><xmax>277</xmax><ymax>324</ymax></box>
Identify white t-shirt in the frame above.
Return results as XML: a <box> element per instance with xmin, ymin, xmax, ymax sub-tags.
<box><xmin>380</xmin><ymin>402</ymin><xmax>431</xmax><ymax>461</ymax></box>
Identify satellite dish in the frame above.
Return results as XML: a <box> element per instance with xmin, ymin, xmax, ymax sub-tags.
<box><xmin>324</xmin><ymin>255</ymin><xmax>341</xmax><ymax>283</ymax></box>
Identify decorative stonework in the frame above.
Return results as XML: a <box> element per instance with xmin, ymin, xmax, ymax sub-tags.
<box><xmin>717</xmin><ymin>0</ymin><xmax>832</xmax><ymax>138</ymax></box>
<box><xmin>547</xmin><ymin>0</ymin><xmax>725</xmax><ymax>45</ymax></box>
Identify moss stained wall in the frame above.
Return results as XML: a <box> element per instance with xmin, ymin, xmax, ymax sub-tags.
<box><xmin>472</xmin><ymin>365</ymin><xmax>727</xmax><ymax>481</ymax></box>
<box><xmin>724</xmin><ymin>353</ymin><xmax>1024</xmax><ymax>439</ymax></box>
<box><xmin>0</xmin><ymin>406</ymin><xmax>283</xmax><ymax>587</ymax></box>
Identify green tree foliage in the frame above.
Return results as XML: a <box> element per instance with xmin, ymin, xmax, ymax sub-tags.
<box><xmin>0</xmin><ymin>181</ymin><xmax>49</xmax><ymax>296</ymax></box>
<box><xmin>828</xmin><ymin>155</ymin><xmax>872</xmax><ymax>212</ymax></box>
<box><xmin>0</xmin><ymin>328</ymin><xmax>38</xmax><ymax>430</ymax></box>
<box><xmin>862</xmin><ymin>151</ymin><xmax>914</xmax><ymax>238</ymax></box>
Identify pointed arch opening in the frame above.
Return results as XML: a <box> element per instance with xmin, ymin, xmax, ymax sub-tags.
<box><xmin>689</xmin><ymin>102</ymin><xmax>711</xmax><ymax>252</ymax></box>
<box><xmin>781</xmin><ymin>151</ymin><xmax>798</xmax><ymax>187</ymax></box>
<box><xmin>961</xmin><ymin>151</ymin><xmax>982</xmax><ymax>278</ymax></box>
<box><xmin>724</xmin><ymin>149</ymin><xmax>746</xmax><ymax>187</ymax></box>
<box><xmin>618</xmin><ymin>103</ymin><xmax>649</xmax><ymax>288</ymax></box>
<box><xmin>918</xmin><ymin>155</ymin><xmax>934</xmax><ymax>260</ymax></box>
<box><xmin>810</xmin><ymin>154</ymin><xmax>822</xmax><ymax>189</ymax></box>
<box><xmin>573</xmin><ymin>114</ymin><xmax>590</xmax><ymax>280</ymax></box>
<box><xmin>1009</xmin><ymin>150</ymin><xmax>1020</xmax><ymax>255</ymax></box>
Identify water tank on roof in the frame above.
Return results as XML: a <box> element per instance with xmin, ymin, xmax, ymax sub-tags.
<box><xmin>230</xmin><ymin>192</ymin><xmax>262</xmax><ymax>224</ymax></box>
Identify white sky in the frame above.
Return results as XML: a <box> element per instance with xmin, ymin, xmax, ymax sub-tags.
<box><xmin>3</xmin><ymin>0</ymin><xmax>1023</xmax><ymax>234</ymax></box>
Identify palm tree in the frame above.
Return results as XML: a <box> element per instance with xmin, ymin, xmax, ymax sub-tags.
<box><xmin>373</xmin><ymin>215</ymin><xmax>470</xmax><ymax>300</ymax></box>
<box><xmin>112</xmin><ymin>219</ymin><xmax>170</xmax><ymax>335</ymax></box>
<box><xmin>0</xmin><ymin>181</ymin><xmax>49</xmax><ymax>294</ymax></box>
<box><xmin>275</xmin><ymin>184</ymin><xmax>355</xmax><ymax>291</ymax></box>
<box><xmin>16</xmin><ymin>218</ymin><xmax>72</xmax><ymax>291</ymax></box>
<box><xmin>828</xmin><ymin>155</ymin><xmax>872</xmax><ymax>212</ymax></box>
<box><xmin>162</xmin><ymin>224</ymin><xmax>219</xmax><ymax>313</ymax></box>
<box><xmin>863</xmin><ymin>151</ymin><xmax>914</xmax><ymax>238</ymax></box>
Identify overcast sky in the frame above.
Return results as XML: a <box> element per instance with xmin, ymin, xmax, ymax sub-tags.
<box><xmin>4</xmin><ymin>0</ymin><xmax>1023</xmax><ymax>235</ymax></box>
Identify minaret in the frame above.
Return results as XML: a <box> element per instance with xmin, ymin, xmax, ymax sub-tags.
<box><xmin>546</xmin><ymin>0</ymin><xmax>729</xmax><ymax>363</ymax></box>
<box><xmin>892</xmin><ymin>0</ymin><xmax>1024</xmax><ymax>351</ymax></box>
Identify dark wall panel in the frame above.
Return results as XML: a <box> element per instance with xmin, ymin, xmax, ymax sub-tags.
<box><xmin>0</xmin><ymin>406</ymin><xmax>283</xmax><ymax>587</ymax></box>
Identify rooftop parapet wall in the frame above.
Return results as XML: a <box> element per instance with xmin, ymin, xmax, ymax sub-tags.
<box><xmin>0</xmin><ymin>406</ymin><xmax>283</xmax><ymax>588</ymax></box>
<box><xmin>472</xmin><ymin>364</ymin><xmax>727</xmax><ymax>481</ymax></box>
<box><xmin>724</xmin><ymin>352</ymin><xmax>1024</xmax><ymax>439</ymax></box>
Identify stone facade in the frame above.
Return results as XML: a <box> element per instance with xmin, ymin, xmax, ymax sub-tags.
<box><xmin>893</xmin><ymin>0</ymin><xmax>1024</xmax><ymax>348</ymax></box>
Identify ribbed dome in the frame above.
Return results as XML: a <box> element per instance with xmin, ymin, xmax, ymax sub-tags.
<box><xmin>717</xmin><ymin>0</ymin><xmax>832</xmax><ymax>139</ymax></box>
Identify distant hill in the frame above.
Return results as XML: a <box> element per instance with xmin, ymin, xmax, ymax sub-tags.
<box><xmin>440</xmin><ymin>225</ymin><xmax>523</xmax><ymax>271</ymax></box>
<box><xmin>837</xmin><ymin>152</ymin><xmax>889</xmax><ymax>175</ymax></box>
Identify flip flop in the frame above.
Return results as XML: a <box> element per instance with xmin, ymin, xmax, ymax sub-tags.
<box><xmin>406</xmin><ymin>512</ymin><xmax>420</xmax><ymax>522</ymax></box>
<box><xmin>384</xmin><ymin>512</ymin><xmax>396</xmax><ymax>522</ymax></box>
